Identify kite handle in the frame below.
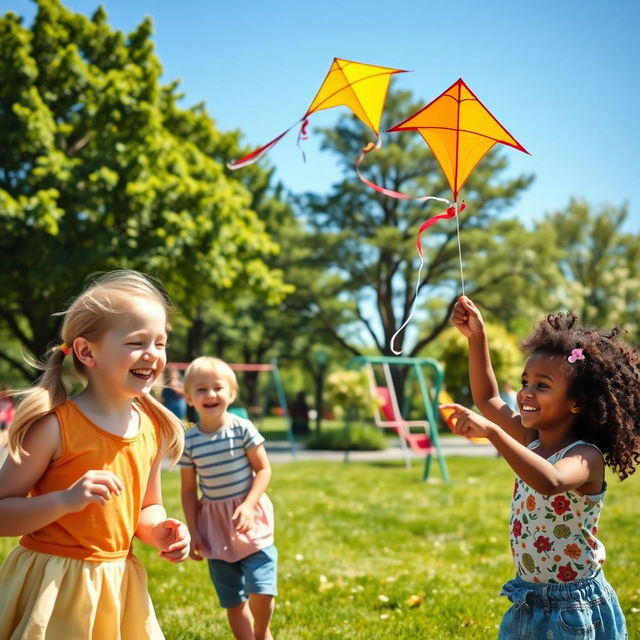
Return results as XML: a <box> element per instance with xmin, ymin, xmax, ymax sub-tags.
<box><xmin>390</xmin><ymin>202</ymin><xmax>465</xmax><ymax>355</ymax></box>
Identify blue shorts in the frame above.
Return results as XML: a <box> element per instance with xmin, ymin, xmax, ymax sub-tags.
<box><xmin>207</xmin><ymin>545</ymin><xmax>278</xmax><ymax>609</ymax></box>
<box><xmin>499</xmin><ymin>571</ymin><xmax>627</xmax><ymax>639</ymax></box>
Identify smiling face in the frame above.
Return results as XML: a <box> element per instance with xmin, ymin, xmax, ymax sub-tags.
<box><xmin>518</xmin><ymin>352</ymin><xmax>581</xmax><ymax>433</ymax></box>
<box><xmin>84</xmin><ymin>297</ymin><xmax>168</xmax><ymax>400</ymax></box>
<box><xmin>184</xmin><ymin>369</ymin><xmax>236</xmax><ymax>430</ymax></box>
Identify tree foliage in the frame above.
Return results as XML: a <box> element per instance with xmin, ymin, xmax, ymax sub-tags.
<box><xmin>533</xmin><ymin>199</ymin><xmax>640</xmax><ymax>342</ymax></box>
<box><xmin>0</xmin><ymin>0</ymin><xmax>288</xmax><ymax>378</ymax></box>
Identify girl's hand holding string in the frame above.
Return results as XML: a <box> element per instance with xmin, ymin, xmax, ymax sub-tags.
<box><xmin>64</xmin><ymin>470</ymin><xmax>124</xmax><ymax>512</ymax></box>
<box><xmin>439</xmin><ymin>403</ymin><xmax>496</xmax><ymax>439</ymax></box>
<box><xmin>152</xmin><ymin>518</ymin><xmax>190</xmax><ymax>563</ymax></box>
<box><xmin>232</xmin><ymin>502</ymin><xmax>255</xmax><ymax>534</ymax></box>
<box><xmin>451</xmin><ymin>296</ymin><xmax>485</xmax><ymax>338</ymax></box>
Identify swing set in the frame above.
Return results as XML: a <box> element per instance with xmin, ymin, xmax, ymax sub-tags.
<box><xmin>349</xmin><ymin>355</ymin><xmax>449</xmax><ymax>482</ymax></box>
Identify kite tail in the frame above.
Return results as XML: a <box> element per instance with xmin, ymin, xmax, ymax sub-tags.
<box><xmin>356</xmin><ymin>139</ymin><xmax>451</xmax><ymax>204</ymax></box>
<box><xmin>390</xmin><ymin>201</ymin><xmax>466</xmax><ymax>355</ymax></box>
<box><xmin>227</xmin><ymin>122</ymin><xmax>300</xmax><ymax>170</ymax></box>
<box><xmin>296</xmin><ymin>117</ymin><xmax>310</xmax><ymax>163</ymax></box>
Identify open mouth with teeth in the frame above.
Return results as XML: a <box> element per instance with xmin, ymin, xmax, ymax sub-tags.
<box><xmin>131</xmin><ymin>368</ymin><xmax>154</xmax><ymax>380</ymax></box>
<box><xmin>520</xmin><ymin>404</ymin><xmax>538</xmax><ymax>413</ymax></box>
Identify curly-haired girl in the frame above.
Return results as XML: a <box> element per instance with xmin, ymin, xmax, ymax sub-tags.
<box><xmin>443</xmin><ymin>296</ymin><xmax>640</xmax><ymax>640</ymax></box>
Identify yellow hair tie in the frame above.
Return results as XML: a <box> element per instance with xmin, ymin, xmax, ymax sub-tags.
<box><xmin>59</xmin><ymin>342</ymin><xmax>71</xmax><ymax>356</ymax></box>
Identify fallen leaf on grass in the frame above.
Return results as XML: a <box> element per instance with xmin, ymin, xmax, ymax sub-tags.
<box><xmin>406</xmin><ymin>594</ymin><xmax>424</xmax><ymax>608</ymax></box>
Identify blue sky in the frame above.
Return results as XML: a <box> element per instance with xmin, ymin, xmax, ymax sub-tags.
<box><xmin>12</xmin><ymin>0</ymin><xmax>640</xmax><ymax>228</ymax></box>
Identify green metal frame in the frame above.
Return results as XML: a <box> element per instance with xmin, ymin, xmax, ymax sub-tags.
<box><xmin>264</xmin><ymin>359</ymin><xmax>296</xmax><ymax>457</ymax></box>
<box><xmin>349</xmin><ymin>355</ymin><xmax>449</xmax><ymax>483</ymax></box>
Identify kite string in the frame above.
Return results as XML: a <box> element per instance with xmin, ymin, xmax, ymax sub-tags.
<box><xmin>389</xmin><ymin>201</ymin><xmax>466</xmax><ymax>355</ymax></box>
<box><xmin>390</xmin><ymin>202</ymin><xmax>466</xmax><ymax>355</ymax></box>
<box><xmin>454</xmin><ymin>201</ymin><xmax>465</xmax><ymax>296</ymax></box>
<box><xmin>390</xmin><ymin>247</ymin><xmax>427</xmax><ymax>356</ymax></box>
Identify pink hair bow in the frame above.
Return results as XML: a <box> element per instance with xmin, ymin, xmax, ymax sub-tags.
<box><xmin>568</xmin><ymin>348</ymin><xmax>585</xmax><ymax>363</ymax></box>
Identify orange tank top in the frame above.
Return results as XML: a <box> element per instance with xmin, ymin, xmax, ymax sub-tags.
<box><xmin>20</xmin><ymin>400</ymin><xmax>160</xmax><ymax>561</ymax></box>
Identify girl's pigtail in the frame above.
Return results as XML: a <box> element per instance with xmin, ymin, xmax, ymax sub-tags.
<box><xmin>8</xmin><ymin>346</ymin><xmax>70</xmax><ymax>462</ymax></box>
<box><xmin>136</xmin><ymin>392</ymin><xmax>185</xmax><ymax>465</ymax></box>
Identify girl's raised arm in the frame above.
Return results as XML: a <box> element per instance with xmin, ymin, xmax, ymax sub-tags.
<box><xmin>452</xmin><ymin>296</ymin><xmax>531</xmax><ymax>444</ymax></box>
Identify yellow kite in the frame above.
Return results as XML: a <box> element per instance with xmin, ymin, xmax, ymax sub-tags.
<box><xmin>228</xmin><ymin>58</ymin><xmax>406</xmax><ymax>170</ymax></box>
<box><xmin>387</xmin><ymin>78</ymin><xmax>529</xmax><ymax>201</ymax></box>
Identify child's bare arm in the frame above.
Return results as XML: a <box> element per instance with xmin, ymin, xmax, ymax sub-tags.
<box><xmin>452</xmin><ymin>296</ymin><xmax>530</xmax><ymax>444</ymax></box>
<box><xmin>0</xmin><ymin>414</ymin><xmax>123</xmax><ymax>536</ymax></box>
<box><xmin>446</xmin><ymin>403</ymin><xmax>604</xmax><ymax>494</ymax></box>
<box><xmin>136</xmin><ymin>453</ymin><xmax>190</xmax><ymax>562</ymax></box>
<box><xmin>232</xmin><ymin>444</ymin><xmax>271</xmax><ymax>534</ymax></box>
<box><xmin>180</xmin><ymin>466</ymin><xmax>205</xmax><ymax>560</ymax></box>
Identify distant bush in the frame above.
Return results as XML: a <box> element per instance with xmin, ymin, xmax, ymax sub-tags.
<box><xmin>305</xmin><ymin>423</ymin><xmax>388</xmax><ymax>451</ymax></box>
<box><xmin>324</xmin><ymin>369</ymin><xmax>381</xmax><ymax>421</ymax></box>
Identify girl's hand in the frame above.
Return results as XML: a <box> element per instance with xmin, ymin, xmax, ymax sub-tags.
<box><xmin>439</xmin><ymin>403</ymin><xmax>496</xmax><ymax>438</ymax></box>
<box><xmin>232</xmin><ymin>502</ymin><xmax>255</xmax><ymax>534</ymax></box>
<box><xmin>188</xmin><ymin>529</ymin><xmax>206</xmax><ymax>562</ymax></box>
<box><xmin>152</xmin><ymin>518</ymin><xmax>191</xmax><ymax>563</ymax></box>
<box><xmin>63</xmin><ymin>470</ymin><xmax>124</xmax><ymax>512</ymax></box>
<box><xmin>451</xmin><ymin>296</ymin><xmax>485</xmax><ymax>338</ymax></box>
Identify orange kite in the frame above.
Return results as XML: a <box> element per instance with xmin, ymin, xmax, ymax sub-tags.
<box><xmin>227</xmin><ymin>57</ymin><xmax>406</xmax><ymax>170</ymax></box>
<box><xmin>387</xmin><ymin>78</ymin><xmax>529</xmax><ymax>201</ymax></box>
<box><xmin>377</xmin><ymin>78</ymin><xmax>529</xmax><ymax>354</ymax></box>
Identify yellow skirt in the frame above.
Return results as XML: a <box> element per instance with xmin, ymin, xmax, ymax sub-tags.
<box><xmin>0</xmin><ymin>546</ymin><xmax>164</xmax><ymax>640</ymax></box>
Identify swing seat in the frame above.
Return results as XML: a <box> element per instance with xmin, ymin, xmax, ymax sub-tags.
<box><xmin>374</xmin><ymin>387</ymin><xmax>434</xmax><ymax>455</ymax></box>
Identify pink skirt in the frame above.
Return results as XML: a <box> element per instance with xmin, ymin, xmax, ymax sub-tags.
<box><xmin>197</xmin><ymin>493</ymin><xmax>274</xmax><ymax>562</ymax></box>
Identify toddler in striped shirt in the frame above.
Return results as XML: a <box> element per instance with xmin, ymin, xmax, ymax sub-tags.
<box><xmin>179</xmin><ymin>357</ymin><xmax>277</xmax><ymax>640</ymax></box>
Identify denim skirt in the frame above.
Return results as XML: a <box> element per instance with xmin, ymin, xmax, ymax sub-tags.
<box><xmin>499</xmin><ymin>571</ymin><xmax>627</xmax><ymax>640</ymax></box>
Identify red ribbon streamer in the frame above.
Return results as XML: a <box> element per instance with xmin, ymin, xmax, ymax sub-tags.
<box><xmin>355</xmin><ymin>140</ymin><xmax>449</xmax><ymax>203</ymax></box>
<box><xmin>416</xmin><ymin>201</ymin><xmax>466</xmax><ymax>256</ymax></box>
<box><xmin>227</xmin><ymin>126</ymin><xmax>296</xmax><ymax>170</ymax></box>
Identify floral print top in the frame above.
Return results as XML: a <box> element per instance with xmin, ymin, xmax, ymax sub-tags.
<box><xmin>509</xmin><ymin>439</ymin><xmax>606</xmax><ymax>583</ymax></box>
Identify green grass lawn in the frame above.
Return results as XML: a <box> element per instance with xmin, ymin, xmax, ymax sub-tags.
<box><xmin>1</xmin><ymin>457</ymin><xmax>639</xmax><ymax>639</ymax></box>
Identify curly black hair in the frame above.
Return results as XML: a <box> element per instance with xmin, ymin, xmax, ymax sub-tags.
<box><xmin>520</xmin><ymin>312</ymin><xmax>640</xmax><ymax>480</ymax></box>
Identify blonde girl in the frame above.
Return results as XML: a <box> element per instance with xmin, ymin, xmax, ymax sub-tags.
<box><xmin>0</xmin><ymin>270</ymin><xmax>189</xmax><ymax>639</ymax></box>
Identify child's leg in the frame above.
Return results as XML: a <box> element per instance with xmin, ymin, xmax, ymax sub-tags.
<box><xmin>208</xmin><ymin>559</ymin><xmax>253</xmax><ymax>639</ymax></box>
<box><xmin>226</xmin><ymin>602</ymin><xmax>255</xmax><ymax>640</ymax></box>
<box><xmin>248</xmin><ymin>594</ymin><xmax>275</xmax><ymax>640</ymax></box>
<box><xmin>242</xmin><ymin>546</ymin><xmax>278</xmax><ymax>640</ymax></box>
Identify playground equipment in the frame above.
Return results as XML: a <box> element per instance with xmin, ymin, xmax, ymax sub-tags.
<box><xmin>168</xmin><ymin>360</ymin><xmax>296</xmax><ymax>457</ymax></box>
<box><xmin>349</xmin><ymin>355</ymin><xmax>449</xmax><ymax>482</ymax></box>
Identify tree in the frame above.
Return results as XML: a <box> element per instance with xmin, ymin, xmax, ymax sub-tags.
<box><xmin>180</xmin><ymin>128</ymin><xmax>347</xmax><ymax>405</ymax></box>
<box><xmin>0</xmin><ymin>0</ymin><xmax>288</xmax><ymax>379</ymax></box>
<box><xmin>300</xmin><ymin>89</ymin><xmax>543</xmax><ymax>357</ymax></box>
<box><xmin>533</xmin><ymin>199</ymin><xmax>640</xmax><ymax>342</ymax></box>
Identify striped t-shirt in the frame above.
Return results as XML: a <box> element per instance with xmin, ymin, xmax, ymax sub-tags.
<box><xmin>178</xmin><ymin>417</ymin><xmax>265</xmax><ymax>501</ymax></box>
